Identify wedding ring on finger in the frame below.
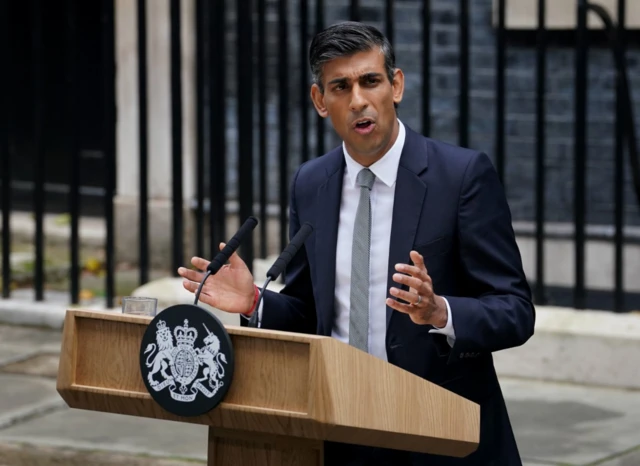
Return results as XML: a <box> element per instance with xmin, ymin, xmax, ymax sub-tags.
<box><xmin>412</xmin><ymin>294</ymin><xmax>422</xmax><ymax>306</ymax></box>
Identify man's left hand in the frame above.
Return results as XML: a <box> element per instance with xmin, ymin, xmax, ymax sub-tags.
<box><xmin>386</xmin><ymin>250</ymin><xmax>448</xmax><ymax>327</ymax></box>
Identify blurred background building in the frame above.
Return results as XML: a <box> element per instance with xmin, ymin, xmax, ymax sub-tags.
<box><xmin>2</xmin><ymin>0</ymin><xmax>640</xmax><ymax>313</ymax></box>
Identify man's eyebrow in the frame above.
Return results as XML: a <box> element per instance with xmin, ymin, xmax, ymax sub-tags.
<box><xmin>360</xmin><ymin>72</ymin><xmax>383</xmax><ymax>80</ymax></box>
<box><xmin>327</xmin><ymin>77</ymin><xmax>348</xmax><ymax>86</ymax></box>
<box><xmin>327</xmin><ymin>72</ymin><xmax>383</xmax><ymax>86</ymax></box>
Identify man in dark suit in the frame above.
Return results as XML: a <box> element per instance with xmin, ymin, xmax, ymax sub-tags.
<box><xmin>179</xmin><ymin>21</ymin><xmax>534</xmax><ymax>466</ymax></box>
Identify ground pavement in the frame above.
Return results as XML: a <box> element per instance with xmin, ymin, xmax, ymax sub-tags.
<box><xmin>0</xmin><ymin>323</ymin><xmax>639</xmax><ymax>466</ymax></box>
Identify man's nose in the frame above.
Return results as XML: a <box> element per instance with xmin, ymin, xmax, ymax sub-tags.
<box><xmin>349</xmin><ymin>85</ymin><xmax>368</xmax><ymax>112</ymax></box>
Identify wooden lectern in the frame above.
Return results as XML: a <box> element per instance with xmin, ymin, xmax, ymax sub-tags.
<box><xmin>57</xmin><ymin>309</ymin><xmax>480</xmax><ymax>465</ymax></box>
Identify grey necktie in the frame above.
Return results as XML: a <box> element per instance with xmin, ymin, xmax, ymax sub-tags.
<box><xmin>349</xmin><ymin>168</ymin><xmax>376</xmax><ymax>352</ymax></box>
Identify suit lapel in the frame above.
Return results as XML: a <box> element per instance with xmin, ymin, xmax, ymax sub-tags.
<box><xmin>386</xmin><ymin>128</ymin><xmax>429</xmax><ymax>327</ymax></box>
<box><xmin>314</xmin><ymin>152</ymin><xmax>345</xmax><ymax>336</ymax></box>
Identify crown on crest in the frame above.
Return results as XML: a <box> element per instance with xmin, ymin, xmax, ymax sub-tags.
<box><xmin>174</xmin><ymin>319</ymin><xmax>198</xmax><ymax>346</ymax></box>
<box><xmin>156</xmin><ymin>320</ymin><xmax>167</xmax><ymax>330</ymax></box>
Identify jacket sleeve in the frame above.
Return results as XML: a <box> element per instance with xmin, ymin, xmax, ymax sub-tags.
<box><xmin>442</xmin><ymin>152</ymin><xmax>535</xmax><ymax>364</ymax></box>
<box><xmin>259</xmin><ymin>165</ymin><xmax>317</xmax><ymax>334</ymax></box>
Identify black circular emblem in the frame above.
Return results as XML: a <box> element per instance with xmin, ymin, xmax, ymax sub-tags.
<box><xmin>139</xmin><ymin>304</ymin><xmax>234</xmax><ymax>417</ymax></box>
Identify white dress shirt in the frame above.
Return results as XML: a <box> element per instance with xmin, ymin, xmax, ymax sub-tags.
<box><xmin>253</xmin><ymin>120</ymin><xmax>456</xmax><ymax>360</ymax></box>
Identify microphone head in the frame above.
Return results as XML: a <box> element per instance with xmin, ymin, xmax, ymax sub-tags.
<box><xmin>245</xmin><ymin>216</ymin><xmax>258</xmax><ymax>228</ymax></box>
<box><xmin>207</xmin><ymin>216</ymin><xmax>259</xmax><ymax>274</ymax></box>
<box><xmin>266</xmin><ymin>222</ymin><xmax>314</xmax><ymax>280</ymax></box>
<box><xmin>299</xmin><ymin>222</ymin><xmax>313</xmax><ymax>235</ymax></box>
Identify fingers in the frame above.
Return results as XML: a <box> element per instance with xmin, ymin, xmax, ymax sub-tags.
<box><xmin>228</xmin><ymin>250</ymin><xmax>246</xmax><ymax>269</ymax></box>
<box><xmin>395</xmin><ymin>263</ymin><xmax>419</xmax><ymax>276</ymax></box>
<box><xmin>217</xmin><ymin>242</ymin><xmax>247</xmax><ymax>270</ymax></box>
<box><xmin>392</xmin><ymin>272</ymin><xmax>423</xmax><ymax>291</ymax></box>
<box><xmin>177</xmin><ymin>256</ymin><xmax>210</xmax><ymax>284</ymax></box>
<box><xmin>410</xmin><ymin>250</ymin><xmax>426</xmax><ymax>269</ymax></box>
<box><xmin>386</xmin><ymin>296</ymin><xmax>416</xmax><ymax>315</ymax></box>
<box><xmin>181</xmin><ymin>278</ymin><xmax>201</xmax><ymax>293</ymax></box>
<box><xmin>190</xmin><ymin>256</ymin><xmax>211</xmax><ymax>271</ymax></box>
<box><xmin>395</xmin><ymin>264</ymin><xmax>430</xmax><ymax>282</ymax></box>
<box><xmin>177</xmin><ymin>266</ymin><xmax>204</xmax><ymax>283</ymax></box>
<box><xmin>394</xmin><ymin>252</ymin><xmax>432</xmax><ymax>292</ymax></box>
<box><xmin>389</xmin><ymin>286</ymin><xmax>420</xmax><ymax>305</ymax></box>
<box><xmin>182</xmin><ymin>279</ymin><xmax>217</xmax><ymax>306</ymax></box>
<box><xmin>185</xmin><ymin>244</ymin><xmax>246</xmax><ymax>274</ymax></box>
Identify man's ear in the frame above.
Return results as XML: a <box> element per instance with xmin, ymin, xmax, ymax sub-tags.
<box><xmin>310</xmin><ymin>84</ymin><xmax>328</xmax><ymax>118</ymax></box>
<box><xmin>391</xmin><ymin>68</ymin><xmax>405</xmax><ymax>107</ymax></box>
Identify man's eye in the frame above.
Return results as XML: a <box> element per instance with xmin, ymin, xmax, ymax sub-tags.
<box><xmin>335</xmin><ymin>84</ymin><xmax>345</xmax><ymax>91</ymax></box>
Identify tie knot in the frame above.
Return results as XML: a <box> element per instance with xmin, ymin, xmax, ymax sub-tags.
<box><xmin>356</xmin><ymin>168</ymin><xmax>375</xmax><ymax>190</ymax></box>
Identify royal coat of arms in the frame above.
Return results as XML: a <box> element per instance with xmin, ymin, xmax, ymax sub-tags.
<box><xmin>143</xmin><ymin>318</ymin><xmax>228</xmax><ymax>403</ymax></box>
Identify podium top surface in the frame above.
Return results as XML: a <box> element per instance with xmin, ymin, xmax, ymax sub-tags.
<box><xmin>57</xmin><ymin>309</ymin><xmax>479</xmax><ymax>456</ymax></box>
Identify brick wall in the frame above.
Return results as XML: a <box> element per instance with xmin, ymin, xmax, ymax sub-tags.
<box><xmin>221</xmin><ymin>0</ymin><xmax>640</xmax><ymax>227</ymax></box>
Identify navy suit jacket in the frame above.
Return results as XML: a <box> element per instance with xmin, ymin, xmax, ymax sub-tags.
<box><xmin>261</xmin><ymin>125</ymin><xmax>535</xmax><ymax>465</ymax></box>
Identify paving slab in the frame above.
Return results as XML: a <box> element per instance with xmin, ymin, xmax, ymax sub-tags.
<box><xmin>0</xmin><ymin>442</ymin><xmax>203</xmax><ymax>466</ymax></box>
<box><xmin>0</xmin><ymin>406</ymin><xmax>208</xmax><ymax>462</ymax></box>
<box><xmin>0</xmin><ymin>374</ymin><xmax>64</xmax><ymax>430</ymax></box>
<box><xmin>597</xmin><ymin>447</ymin><xmax>640</xmax><ymax>466</ymax></box>
<box><xmin>0</xmin><ymin>324</ymin><xmax>62</xmax><ymax>352</ymax></box>
<box><xmin>0</xmin><ymin>346</ymin><xmax>36</xmax><ymax>367</ymax></box>
<box><xmin>2</xmin><ymin>354</ymin><xmax>61</xmax><ymax>378</ymax></box>
<box><xmin>0</xmin><ymin>324</ymin><xmax>62</xmax><ymax>368</ymax></box>
<box><xmin>502</xmin><ymin>378</ymin><xmax>640</xmax><ymax>465</ymax></box>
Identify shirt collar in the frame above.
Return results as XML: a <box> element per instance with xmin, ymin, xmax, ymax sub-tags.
<box><xmin>343</xmin><ymin>119</ymin><xmax>406</xmax><ymax>189</ymax></box>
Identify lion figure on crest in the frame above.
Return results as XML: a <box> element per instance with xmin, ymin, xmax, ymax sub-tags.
<box><xmin>144</xmin><ymin>320</ymin><xmax>174</xmax><ymax>386</ymax></box>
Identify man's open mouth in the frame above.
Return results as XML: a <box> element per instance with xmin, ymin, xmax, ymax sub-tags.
<box><xmin>354</xmin><ymin>119</ymin><xmax>374</xmax><ymax>129</ymax></box>
<box><xmin>353</xmin><ymin>119</ymin><xmax>376</xmax><ymax>135</ymax></box>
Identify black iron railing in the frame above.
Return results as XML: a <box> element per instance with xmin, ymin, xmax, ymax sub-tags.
<box><xmin>1</xmin><ymin>0</ymin><xmax>639</xmax><ymax>313</ymax></box>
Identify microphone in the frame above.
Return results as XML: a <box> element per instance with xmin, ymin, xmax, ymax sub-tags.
<box><xmin>266</xmin><ymin>222</ymin><xmax>313</xmax><ymax>280</ymax></box>
<box><xmin>207</xmin><ymin>216</ymin><xmax>259</xmax><ymax>275</ymax></box>
<box><xmin>248</xmin><ymin>222</ymin><xmax>314</xmax><ymax>327</ymax></box>
<box><xmin>194</xmin><ymin>216</ymin><xmax>259</xmax><ymax>305</ymax></box>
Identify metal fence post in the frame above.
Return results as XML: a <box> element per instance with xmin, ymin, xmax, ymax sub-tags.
<box><xmin>574</xmin><ymin>0</ymin><xmax>588</xmax><ymax>310</ymax></box>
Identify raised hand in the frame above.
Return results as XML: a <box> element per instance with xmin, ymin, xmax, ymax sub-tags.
<box><xmin>178</xmin><ymin>243</ymin><xmax>256</xmax><ymax>315</ymax></box>
<box><xmin>386</xmin><ymin>250</ymin><xmax>448</xmax><ymax>328</ymax></box>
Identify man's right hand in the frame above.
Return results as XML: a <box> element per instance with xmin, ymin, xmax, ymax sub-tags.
<box><xmin>178</xmin><ymin>242</ymin><xmax>256</xmax><ymax>315</ymax></box>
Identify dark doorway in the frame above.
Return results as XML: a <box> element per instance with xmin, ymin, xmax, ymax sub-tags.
<box><xmin>5</xmin><ymin>0</ymin><xmax>113</xmax><ymax>217</ymax></box>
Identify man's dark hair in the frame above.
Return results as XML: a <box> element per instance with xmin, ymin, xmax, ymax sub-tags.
<box><xmin>309</xmin><ymin>21</ymin><xmax>396</xmax><ymax>93</ymax></box>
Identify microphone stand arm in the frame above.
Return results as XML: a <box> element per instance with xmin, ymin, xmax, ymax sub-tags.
<box><xmin>194</xmin><ymin>270</ymin><xmax>213</xmax><ymax>305</ymax></box>
<box><xmin>248</xmin><ymin>276</ymin><xmax>272</xmax><ymax>328</ymax></box>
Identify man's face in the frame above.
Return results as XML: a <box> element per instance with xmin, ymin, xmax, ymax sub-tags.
<box><xmin>311</xmin><ymin>48</ymin><xmax>404</xmax><ymax>166</ymax></box>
